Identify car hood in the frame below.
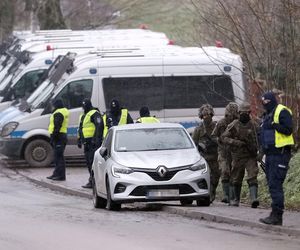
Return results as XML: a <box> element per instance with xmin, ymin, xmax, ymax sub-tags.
<box><xmin>112</xmin><ymin>149</ymin><xmax>201</xmax><ymax>169</ymax></box>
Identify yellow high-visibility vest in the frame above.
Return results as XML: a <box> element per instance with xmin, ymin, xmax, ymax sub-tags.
<box><xmin>103</xmin><ymin>109</ymin><xmax>128</xmax><ymax>137</ymax></box>
<box><xmin>79</xmin><ymin>109</ymin><xmax>98</xmax><ymax>138</ymax></box>
<box><xmin>137</xmin><ymin>116</ymin><xmax>160</xmax><ymax>123</ymax></box>
<box><xmin>48</xmin><ymin>108</ymin><xmax>69</xmax><ymax>134</ymax></box>
<box><xmin>273</xmin><ymin>104</ymin><xmax>294</xmax><ymax>148</ymax></box>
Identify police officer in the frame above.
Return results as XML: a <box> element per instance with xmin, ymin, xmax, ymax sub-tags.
<box><xmin>136</xmin><ymin>106</ymin><xmax>159</xmax><ymax>123</ymax></box>
<box><xmin>259</xmin><ymin>91</ymin><xmax>294</xmax><ymax>225</ymax></box>
<box><xmin>211</xmin><ymin>102</ymin><xmax>239</xmax><ymax>203</ymax></box>
<box><xmin>77</xmin><ymin>99</ymin><xmax>104</xmax><ymax>188</ymax></box>
<box><xmin>47</xmin><ymin>99</ymin><xmax>69</xmax><ymax>181</ymax></box>
<box><xmin>103</xmin><ymin>99</ymin><xmax>133</xmax><ymax>137</ymax></box>
<box><xmin>192</xmin><ymin>104</ymin><xmax>219</xmax><ymax>203</ymax></box>
<box><xmin>221</xmin><ymin>102</ymin><xmax>259</xmax><ymax>208</ymax></box>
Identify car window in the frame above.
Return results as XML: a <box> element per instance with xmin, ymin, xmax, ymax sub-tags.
<box><xmin>114</xmin><ymin>128</ymin><xmax>194</xmax><ymax>152</ymax></box>
<box><xmin>12</xmin><ymin>69</ymin><xmax>46</xmax><ymax>99</ymax></box>
<box><xmin>102</xmin><ymin>75</ymin><xmax>234</xmax><ymax>110</ymax></box>
<box><xmin>54</xmin><ymin>79</ymin><xmax>93</xmax><ymax>109</ymax></box>
<box><xmin>103</xmin><ymin>130</ymin><xmax>113</xmax><ymax>156</ymax></box>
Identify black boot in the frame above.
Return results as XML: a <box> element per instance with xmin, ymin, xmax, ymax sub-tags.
<box><xmin>249</xmin><ymin>185</ymin><xmax>259</xmax><ymax>208</ymax></box>
<box><xmin>259</xmin><ymin>209</ymin><xmax>283</xmax><ymax>226</ymax></box>
<box><xmin>229</xmin><ymin>184</ymin><xmax>241</xmax><ymax>207</ymax></box>
<box><xmin>221</xmin><ymin>182</ymin><xmax>230</xmax><ymax>203</ymax></box>
<box><xmin>82</xmin><ymin>180</ymin><xmax>92</xmax><ymax>188</ymax></box>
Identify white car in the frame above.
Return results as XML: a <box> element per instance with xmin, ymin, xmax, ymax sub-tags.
<box><xmin>92</xmin><ymin>123</ymin><xmax>210</xmax><ymax>210</ymax></box>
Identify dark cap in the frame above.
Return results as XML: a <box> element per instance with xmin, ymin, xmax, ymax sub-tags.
<box><xmin>139</xmin><ymin>106</ymin><xmax>150</xmax><ymax>117</ymax></box>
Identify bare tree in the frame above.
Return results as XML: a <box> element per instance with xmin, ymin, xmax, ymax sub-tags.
<box><xmin>0</xmin><ymin>0</ymin><xmax>16</xmax><ymax>41</ymax></box>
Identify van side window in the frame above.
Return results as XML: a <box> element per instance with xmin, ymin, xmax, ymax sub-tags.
<box><xmin>102</xmin><ymin>75</ymin><xmax>234</xmax><ymax>110</ymax></box>
<box><xmin>54</xmin><ymin>79</ymin><xmax>93</xmax><ymax>109</ymax></box>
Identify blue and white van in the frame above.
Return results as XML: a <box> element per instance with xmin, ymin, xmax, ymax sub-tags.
<box><xmin>0</xmin><ymin>46</ymin><xmax>245</xmax><ymax>167</ymax></box>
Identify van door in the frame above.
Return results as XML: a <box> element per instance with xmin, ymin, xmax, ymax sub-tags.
<box><xmin>49</xmin><ymin>77</ymin><xmax>95</xmax><ymax>156</ymax></box>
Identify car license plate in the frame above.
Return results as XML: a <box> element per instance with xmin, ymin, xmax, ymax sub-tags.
<box><xmin>147</xmin><ymin>189</ymin><xmax>179</xmax><ymax>198</ymax></box>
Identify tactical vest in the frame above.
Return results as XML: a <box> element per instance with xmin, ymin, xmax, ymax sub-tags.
<box><xmin>103</xmin><ymin>109</ymin><xmax>128</xmax><ymax>137</ymax></box>
<box><xmin>80</xmin><ymin>109</ymin><xmax>98</xmax><ymax>138</ymax></box>
<box><xmin>273</xmin><ymin>104</ymin><xmax>294</xmax><ymax>148</ymax></box>
<box><xmin>137</xmin><ymin>116</ymin><xmax>160</xmax><ymax>123</ymax></box>
<box><xmin>48</xmin><ymin>108</ymin><xmax>69</xmax><ymax>134</ymax></box>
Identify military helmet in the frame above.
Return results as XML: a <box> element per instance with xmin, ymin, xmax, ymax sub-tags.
<box><xmin>198</xmin><ymin>104</ymin><xmax>214</xmax><ymax>118</ymax></box>
<box><xmin>239</xmin><ymin>102</ymin><xmax>251</xmax><ymax>112</ymax></box>
<box><xmin>225</xmin><ymin>102</ymin><xmax>238</xmax><ymax>116</ymax></box>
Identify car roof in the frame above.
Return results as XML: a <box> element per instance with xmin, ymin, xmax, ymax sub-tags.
<box><xmin>112</xmin><ymin>122</ymin><xmax>185</xmax><ymax>131</ymax></box>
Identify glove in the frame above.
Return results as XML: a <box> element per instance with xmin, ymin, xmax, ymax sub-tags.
<box><xmin>77</xmin><ymin>139</ymin><xmax>82</xmax><ymax>149</ymax></box>
<box><xmin>233</xmin><ymin>140</ymin><xmax>246</xmax><ymax>147</ymax></box>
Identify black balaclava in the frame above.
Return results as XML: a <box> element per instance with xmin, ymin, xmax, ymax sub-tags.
<box><xmin>139</xmin><ymin>106</ymin><xmax>150</xmax><ymax>117</ymax></box>
<box><xmin>262</xmin><ymin>92</ymin><xmax>278</xmax><ymax>113</ymax></box>
<box><xmin>82</xmin><ymin>98</ymin><xmax>92</xmax><ymax>114</ymax></box>
<box><xmin>52</xmin><ymin>99</ymin><xmax>64</xmax><ymax>112</ymax></box>
<box><xmin>110</xmin><ymin>99</ymin><xmax>120</xmax><ymax>116</ymax></box>
<box><xmin>239</xmin><ymin>112</ymin><xmax>251</xmax><ymax>124</ymax></box>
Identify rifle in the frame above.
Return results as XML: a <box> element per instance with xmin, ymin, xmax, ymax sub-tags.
<box><xmin>258</xmin><ymin>160</ymin><xmax>266</xmax><ymax>174</ymax></box>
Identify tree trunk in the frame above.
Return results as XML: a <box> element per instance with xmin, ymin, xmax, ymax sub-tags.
<box><xmin>0</xmin><ymin>0</ymin><xmax>15</xmax><ymax>41</ymax></box>
<box><xmin>37</xmin><ymin>0</ymin><xmax>67</xmax><ymax>30</ymax></box>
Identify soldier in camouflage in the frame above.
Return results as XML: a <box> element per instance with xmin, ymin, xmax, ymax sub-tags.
<box><xmin>192</xmin><ymin>104</ymin><xmax>219</xmax><ymax>203</ymax></box>
<box><xmin>211</xmin><ymin>102</ymin><xmax>239</xmax><ymax>203</ymax></box>
<box><xmin>221</xmin><ymin>102</ymin><xmax>260</xmax><ymax>208</ymax></box>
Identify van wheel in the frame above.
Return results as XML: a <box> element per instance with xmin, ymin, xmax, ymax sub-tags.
<box><xmin>106</xmin><ymin>178</ymin><xmax>121</xmax><ymax>211</ymax></box>
<box><xmin>92</xmin><ymin>177</ymin><xmax>107</xmax><ymax>209</ymax></box>
<box><xmin>24</xmin><ymin>139</ymin><xmax>53</xmax><ymax>167</ymax></box>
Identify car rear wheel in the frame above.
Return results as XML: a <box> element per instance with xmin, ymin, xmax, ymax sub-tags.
<box><xmin>180</xmin><ymin>198</ymin><xmax>193</xmax><ymax>206</ymax></box>
<box><xmin>24</xmin><ymin>139</ymin><xmax>53</xmax><ymax>167</ymax></box>
<box><xmin>196</xmin><ymin>197</ymin><xmax>210</xmax><ymax>207</ymax></box>
<box><xmin>92</xmin><ymin>177</ymin><xmax>107</xmax><ymax>209</ymax></box>
<box><xmin>106</xmin><ymin>178</ymin><xmax>121</xmax><ymax>211</ymax></box>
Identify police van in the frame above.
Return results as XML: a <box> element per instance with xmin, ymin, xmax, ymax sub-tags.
<box><xmin>0</xmin><ymin>46</ymin><xmax>245</xmax><ymax>167</ymax></box>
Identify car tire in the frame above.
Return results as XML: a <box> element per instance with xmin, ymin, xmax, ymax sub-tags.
<box><xmin>180</xmin><ymin>199</ymin><xmax>193</xmax><ymax>206</ymax></box>
<box><xmin>196</xmin><ymin>197</ymin><xmax>210</xmax><ymax>207</ymax></box>
<box><xmin>24</xmin><ymin>139</ymin><xmax>53</xmax><ymax>167</ymax></box>
<box><xmin>92</xmin><ymin>177</ymin><xmax>107</xmax><ymax>209</ymax></box>
<box><xmin>106</xmin><ymin>178</ymin><xmax>121</xmax><ymax>211</ymax></box>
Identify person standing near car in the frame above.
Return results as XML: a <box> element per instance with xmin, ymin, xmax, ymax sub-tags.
<box><xmin>136</xmin><ymin>106</ymin><xmax>159</xmax><ymax>123</ymax></box>
<box><xmin>47</xmin><ymin>99</ymin><xmax>69</xmax><ymax>181</ymax></box>
<box><xmin>221</xmin><ymin>102</ymin><xmax>259</xmax><ymax>208</ymax></box>
<box><xmin>259</xmin><ymin>91</ymin><xmax>294</xmax><ymax>226</ymax></box>
<box><xmin>211</xmin><ymin>102</ymin><xmax>239</xmax><ymax>203</ymax></box>
<box><xmin>77</xmin><ymin>99</ymin><xmax>104</xmax><ymax>188</ymax></box>
<box><xmin>103</xmin><ymin>99</ymin><xmax>134</xmax><ymax>138</ymax></box>
<box><xmin>192</xmin><ymin>104</ymin><xmax>219</xmax><ymax>203</ymax></box>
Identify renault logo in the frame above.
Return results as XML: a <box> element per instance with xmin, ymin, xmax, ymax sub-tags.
<box><xmin>157</xmin><ymin>165</ymin><xmax>168</xmax><ymax>177</ymax></box>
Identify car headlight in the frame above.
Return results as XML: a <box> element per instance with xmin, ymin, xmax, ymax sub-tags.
<box><xmin>111</xmin><ymin>165</ymin><xmax>133</xmax><ymax>178</ymax></box>
<box><xmin>189</xmin><ymin>160</ymin><xmax>207</xmax><ymax>173</ymax></box>
<box><xmin>1</xmin><ymin>122</ymin><xmax>19</xmax><ymax>137</ymax></box>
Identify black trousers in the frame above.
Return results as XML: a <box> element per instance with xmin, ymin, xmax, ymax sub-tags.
<box><xmin>52</xmin><ymin>140</ymin><xmax>66</xmax><ymax>178</ymax></box>
<box><xmin>84</xmin><ymin>142</ymin><xmax>97</xmax><ymax>181</ymax></box>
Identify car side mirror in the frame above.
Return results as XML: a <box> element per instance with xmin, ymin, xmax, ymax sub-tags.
<box><xmin>99</xmin><ymin>147</ymin><xmax>108</xmax><ymax>159</ymax></box>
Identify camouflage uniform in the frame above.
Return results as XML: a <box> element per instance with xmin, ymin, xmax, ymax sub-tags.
<box><xmin>192</xmin><ymin>104</ymin><xmax>219</xmax><ymax>203</ymax></box>
<box><xmin>221</xmin><ymin>102</ymin><xmax>259</xmax><ymax>208</ymax></box>
<box><xmin>211</xmin><ymin>102</ymin><xmax>238</xmax><ymax>203</ymax></box>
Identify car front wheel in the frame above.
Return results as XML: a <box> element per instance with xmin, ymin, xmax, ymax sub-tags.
<box><xmin>106</xmin><ymin>178</ymin><xmax>121</xmax><ymax>211</ymax></box>
<box><xmin>180</xmin><ymin>198</ymin><xmax>193</xmax><ymax>206</ymax></box>
<box><xmin>92</xmin><ymin>177</ymin><xmax>107</xmax><ymax>209</ymax></box>
<box><xmin>196</xmin><ymin>197</ymin><xmax>210</xmax><ymax>207</ymax></box>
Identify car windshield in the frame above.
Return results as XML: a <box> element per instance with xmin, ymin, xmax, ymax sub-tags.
<box><xmin>29</xmin><ymin>81</ymin><xmax>54</xmax><ymax>110</ymax></box>
<box><xmin>115</xmin><ymin>128</ymin><xmax>194</xmax><ymax>152</ymax></box>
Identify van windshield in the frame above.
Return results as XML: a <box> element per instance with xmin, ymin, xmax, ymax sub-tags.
<box><xmin>30</xmin><ymin>82</ymin><xmax>55</xmax><ymax>110</ymax></box>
